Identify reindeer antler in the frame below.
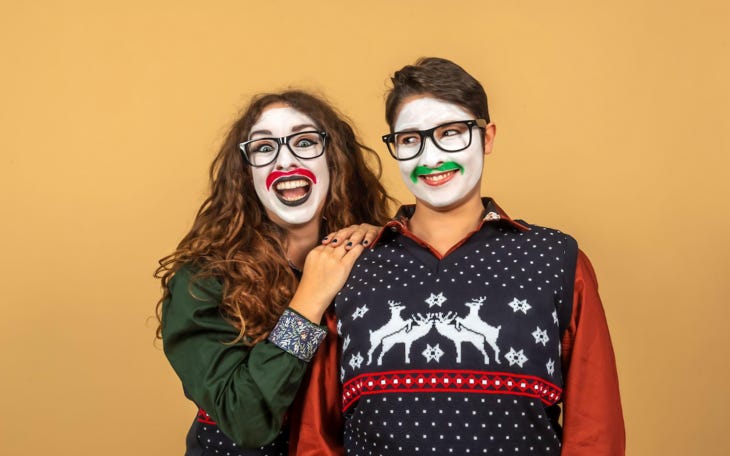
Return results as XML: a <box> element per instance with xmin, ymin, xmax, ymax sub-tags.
<box><xmin>412</xmin><ymin>313</ymin><xmax>431</xmax><ymax>325</ymax></box>
<box><xmin>388</xmin><ymin>300</ymin><xmax>402</xmax><ymax>308</ymax></box>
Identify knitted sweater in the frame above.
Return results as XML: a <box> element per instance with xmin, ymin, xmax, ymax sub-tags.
<box><xmin>290</xmin><ymin>199</ymin><xmax>625</xmax><ymax>456</ymax></box>
<box><xmin>336</xmin><ymin>203</ymin><xmax>575</xmax><ymax>454</ymax></box>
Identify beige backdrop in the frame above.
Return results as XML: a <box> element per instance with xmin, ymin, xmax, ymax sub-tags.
<box><xmin>1</xmin><ymin>0</ymin><xmax>728</xmax><ymax>454</ymax></box>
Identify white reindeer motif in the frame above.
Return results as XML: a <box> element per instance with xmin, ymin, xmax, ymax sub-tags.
<box><xmin>455</xmin><ymin>297</ymin><xmax>502</xmax><ymax>364</ymax></box>
<box><xmin>433</xmin><ymin>312</ymin><xmax>491</xmax><ymax>364</ymax></box>
<box><xmin>366</xmin><ymin>301</ymin><xmax>413</xmax><ymax>365</ymax></box>
<box><xmin>377</xmin><ymin>313</ymin><xmax>433</xmax><ymax>366</ymax></box>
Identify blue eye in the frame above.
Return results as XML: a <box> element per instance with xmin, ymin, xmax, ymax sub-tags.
<box><xmin>291</xmin><ymin>132</ymin><xmax>322</xmax><ymax>149</ymax></box>
<box><xmin>254</xmin><ymin>143</ymin><xmax>276</xmax><ymax>153</ymax></box>
<box><xmin>247</xmin><ymin>139</ymin><xmax>277</xmax><ymax>154</ymax></box>
<box><xmin>295</xmin><ymin>138</ymin><xmax>315</xmax><ymax>147</ymax></box>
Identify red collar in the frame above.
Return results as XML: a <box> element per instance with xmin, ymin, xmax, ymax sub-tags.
<box><xmin>369</xmin><ymin>198</ymin><xmax>530</xmax><ymax>259</ymax></box>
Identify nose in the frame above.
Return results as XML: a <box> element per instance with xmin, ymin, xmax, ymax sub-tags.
<box><xmin>274</xmin><ymin>142</ymin><xmax>298</xmax><ymax>170</ymax></box>
<box><xmin>418</xmin><ymin>136</ymin><xmax>444</xmax><ymax>168</ymax></box>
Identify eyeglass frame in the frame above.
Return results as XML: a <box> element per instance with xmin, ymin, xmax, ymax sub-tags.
<box><xmin>381</xmin><ymin>119</ymin><xmax>488</xmax><ymax>161</ymax></box>
<box><xmin>239</xmin><ymin>130</ymin><xmax>328</xmax><ymax>167</ymax></box>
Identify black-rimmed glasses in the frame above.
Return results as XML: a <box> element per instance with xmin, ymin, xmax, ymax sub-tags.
<box><xmin>239</xmin><ymin>131</ymin><xmax>327</xmax><ymax>167</ymax></box>
<box><xmin>382</xmin><ymin>119</ymin><xmax>487</xmax><ymax>161</ymax></box>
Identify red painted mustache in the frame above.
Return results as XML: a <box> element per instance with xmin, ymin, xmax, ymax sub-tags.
<box><xmin>265</xmin><ymin>168</ymin><xmax>318</xmax><ymax>190</ymax></box>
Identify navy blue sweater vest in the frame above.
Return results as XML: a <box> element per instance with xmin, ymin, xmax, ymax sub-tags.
<box><xmin>336</xmin><ymin>218</ymin><xmax>578</xmax><ymax>455</ymax></box>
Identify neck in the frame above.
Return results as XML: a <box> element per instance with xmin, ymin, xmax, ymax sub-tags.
<box><xmin>409</xmin><ymin>190</ymin><xmax>484</xmax><ymax>256</ymax></box>
<box><xmin>283</xmin><ymin>218</ymin><xmax>321</xmax><ymax>269</ymax></box>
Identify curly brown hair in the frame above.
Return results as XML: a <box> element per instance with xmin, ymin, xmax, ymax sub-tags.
<box><xmin>155</xmin><ymin>90</ymin><xmax>394</xmax><ymax>345</ymax></box>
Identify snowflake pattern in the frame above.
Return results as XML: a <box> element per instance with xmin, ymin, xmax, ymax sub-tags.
<box><xmin>332</xmin><ymin>220</ymin><xmax>577</xmax><ymax>454</ymax></box>
<box><xmin>349</xmin><ymin>352</ymin><xmax>364</xmax><ymax>370</ymax></box>
<box><xmin>425</xmin><ymin>292</ymin><xmax>447</xmax><ymax>308</ymax></box>
<box><xmin>337</xmin><ymin>319</ymin><xmax>342</xmax><ymax>335</ymax></box>
<box><xmin>352</xmin><ymin>305</ymin><xmax>369</xmax><ymax>320</ymax></box>
<box><xmin>508</xmin><ymin>298</ymin><xmax>532</xmax><ymax>314</ymax></box>
<box><xmin>504</xmin><ymin>347</ymin><xmax>528</xmax><ymax>368</ymax></box>
<box><xmin>343</xmin><ymin>334</ymin><xmax>351</xmax><ymax>351</ymax></box>
<box><xmin>532</xmin><ymin>327</ymin><xmax>549</xmax><ymax>346</ymax></box>
<box><xmin>422</xmin><ymin>344</ymin><xmax>445</xmax><ymax>362</ymax></box>
<box><xmin>546</xmin><ymin>359</ymin><xmax>555</xmax><ymax>376</ymax></box>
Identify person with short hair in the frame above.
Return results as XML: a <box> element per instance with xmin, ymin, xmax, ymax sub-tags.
<box><xmin>295</xmin><ymin>58</ymin><xmax>625</xmax><ymax>455</ymax></box>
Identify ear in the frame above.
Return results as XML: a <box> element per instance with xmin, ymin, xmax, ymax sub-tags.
<box><xmin>483</xmin><ymin>123</ymin><xmax>497</xmax><ymax>156</ymax></box>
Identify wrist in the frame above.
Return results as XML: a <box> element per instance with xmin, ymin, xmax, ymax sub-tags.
<box><xmin>288</xmin><ymin>298</ymin><xmax>326</xmax><ymax>325</ymax></box>
<box><xmin>267</xmin><ymin>308</ymin><xmax>327</xmax><ymax>362</ymax></box>
<box><xmin>288</xmin><ymin>287</ymin><xmax>332</xmax><ymax>324</ymax></box>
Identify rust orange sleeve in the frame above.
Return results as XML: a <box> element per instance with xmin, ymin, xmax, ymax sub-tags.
<box><xmin>560</xmin><ymin>250</ymin><xmax>626</xmax><ymax>455</ymax></box>
<box><xmin>288</xmin><ymin>309</ymin><xmax>344</xmax><ymax>456</ymax></box>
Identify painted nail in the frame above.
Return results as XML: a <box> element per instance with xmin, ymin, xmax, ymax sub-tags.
<box><xmin>322</xmin><ymin>236</ymin><xmax>329</xmax><ymax>241</ymax></box>
<box><xmin>331</xmin><ymin>238</ymin><xmax>338</xmax><ymax>244</ymax></box>
<box><xmin>346</xmin><ymin>241</ymin><xmax>353</xmax><ymax>247</ymax></box>
<box><xmin>362</xmin><ymin>240</ymin><xmax>369</xmax><ymax>245</ymax></box>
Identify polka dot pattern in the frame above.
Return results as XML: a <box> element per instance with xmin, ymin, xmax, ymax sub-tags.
<box><xmin>344</xmin><ymin>396</ymin><xmax>561</xmax><ymax>454</ymax></box>
<box><xmin>336</xmin><ymin>214</ymin><xmax>578</xmax><ymax>454</ymax></box>
<box><xmin>187</xmin><ymin>419</ymin><xmax>288</xmax><ymax>456</ymax></box>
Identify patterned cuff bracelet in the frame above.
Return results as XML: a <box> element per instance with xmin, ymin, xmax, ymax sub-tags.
<box><xmin>267</xmin><ymin>308</ymin><xmax>327</xmax><ymax>362</ymax></box>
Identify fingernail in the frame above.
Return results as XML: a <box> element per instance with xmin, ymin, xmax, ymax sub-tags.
<box><xmin>362</xmin><ymin>240</ymin><xmax>369</xmax><ymax>245</ymax></box>
<box><xmin>346</xmin><ymin>241</ymin><xmax>353</xmax><ymax>247</ymax></box>
<box><xmin>322</xmin><ymin>236</ymin><xmax>329</xmax><ymax>241</ymax></box>
<box><xmin>331</xmin><ymin>238</ymin><xmax>338</xmax><ymax>244</ymax></box>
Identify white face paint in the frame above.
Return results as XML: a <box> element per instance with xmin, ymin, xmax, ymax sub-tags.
<box><xmin>394</xmin><ymin>97</ymin><xmax>485</xmax><ymax>209</ymax></box>
<box><xmin>249</xmin><ymin>106</ymin><xmax>330</xmax><ymax>227</ymax></box>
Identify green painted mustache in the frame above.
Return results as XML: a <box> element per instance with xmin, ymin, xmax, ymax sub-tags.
<box><xmin>410</xmin><ymin>161</ymin><xmax>464</xmax><ymax>183</ymax></box>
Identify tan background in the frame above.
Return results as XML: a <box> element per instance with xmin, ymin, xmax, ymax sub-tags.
<box><xmin>1</xmin><ymin>0</ymin><xmax>728</xmax><ymax>454</ymax></box>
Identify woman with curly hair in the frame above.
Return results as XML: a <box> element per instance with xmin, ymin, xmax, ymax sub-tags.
<box><xmin>155</xmin><ymin>90</ymin><xmax>392</xmax><ymax>455</ymax></box>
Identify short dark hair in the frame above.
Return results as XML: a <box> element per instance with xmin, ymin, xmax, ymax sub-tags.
<box><xmin>385</xmin><ymin>57</ymin><xmax>490</xmax><ymax>130</ymax></box>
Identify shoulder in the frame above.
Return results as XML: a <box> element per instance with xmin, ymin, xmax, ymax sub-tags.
<box><xmin>168</xmin><ymin>264</ymin><xmax>223</xmax><ymax>298</ymax></box>
<box><xmin>164</xmin><ymin>264</ymin><xmax>225</xmax><ymax>321</ymax></box>
<box><xmin>510</xmin><ymin>220</ymin><xmax>578</xmax><ymax>251</ymax></box>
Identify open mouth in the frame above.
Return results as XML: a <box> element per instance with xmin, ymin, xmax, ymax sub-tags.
<box><xmin>272</xmin><ymin>175</ymin><xmax>313</xmax><ymax>206</ymax></box>
<box><xmin>265</xmin><ymin>169</ymin><xmax>318</xmax><ymax>207</ymax></box>
<box><xmin>419</xmin><ymin>169</ymin><xmax>458</xmax><ymax>186</ymax></box>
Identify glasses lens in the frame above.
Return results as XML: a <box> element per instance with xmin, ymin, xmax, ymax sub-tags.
<box><xmin>393</xmin><ymin>131</ymin><xmax>423</xmax><ymax>159</ymax></box>
<box><xmin>244</xmin><ymin>139</ymin><xmax>279</xmax><ymax>166</ymax></box>
<box><xmin>433</xmin><ymin>121</ymin><xmax>472</xmax><ymax>152</ymax></box>
<box><xmin>288</xmin><ymin>131</ymin><xmax>324</xmax><ymax>159</ymax></box>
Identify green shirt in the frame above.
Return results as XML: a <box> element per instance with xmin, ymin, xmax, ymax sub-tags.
<box><xmin>161</xmin><ymin>266</ymin><xmax>312</xmax><ymax>447</ymax></box>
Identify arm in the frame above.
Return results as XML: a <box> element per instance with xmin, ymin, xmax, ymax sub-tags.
<box><xmin>560</xmin><ymin>250</ymin><xmax>626</xmax><ymax>455</ymax></box>
<box><xmin>162</xmin><ymin>266</ymin><xmax>323</xmax><ymax>448</ymax></box>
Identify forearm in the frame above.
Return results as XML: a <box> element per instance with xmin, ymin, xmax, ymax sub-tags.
<box><xmin>162</xmin><ymin>268</ymin><xmax>326</xmax><ymax>447</ymax></box>
<box><xmin>206</xmin><ymin>340</ymin><xmax>311</xmax><ymax>447</ymax></box>
<box><xmin>560</xmin><ymin>251</ymin><xmax>625</xmax><ymax>455</ymax></box>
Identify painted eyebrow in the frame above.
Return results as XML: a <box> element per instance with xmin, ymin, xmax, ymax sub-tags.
<box><xmin>249</xmin><ymin>123</ymin><xmax>319</xmax><ymax>138</ymax></box>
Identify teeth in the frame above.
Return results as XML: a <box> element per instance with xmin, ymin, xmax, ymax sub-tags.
<box><xmin>275</xmin><ymin>179</ymin><xmax>309</xmax><ymax>190</ymax></box>
<box><xmin>423</xmin><ymin>171</ymin><xmax>454</xmax><ymax>183</ymax></box>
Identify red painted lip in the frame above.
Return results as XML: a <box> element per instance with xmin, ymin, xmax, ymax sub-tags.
<box><xmin>265</xmin><ymin>168</ymin><xmax>317</xmax><ymax>190</ymax></box>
